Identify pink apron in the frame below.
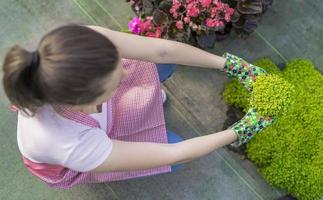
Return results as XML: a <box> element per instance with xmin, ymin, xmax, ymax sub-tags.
<box><xmin>20</xmin><ymin>59</ymin><xmax>171</xmax><ymax>189</ymax></box>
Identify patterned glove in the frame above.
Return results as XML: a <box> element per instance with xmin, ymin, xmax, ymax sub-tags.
<box><xmin>230</xmin><ymin>108</ymin><xmax>275</xmax><ymax>147</ymax></box>
<box><xmin>222</xmin><ymin>53</ymin><xmax>276</xmax><ymax>146</ymax></box>
<box><xmin>222</xmin><ymin>53</ymin><xmax>268</xmax><ymax>91</ymax></box>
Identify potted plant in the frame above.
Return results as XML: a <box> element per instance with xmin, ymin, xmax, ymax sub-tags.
<box><xmin>126</xmin><ymin>0</ymin><xmax>273</xmax><ymax>48</ymax></box>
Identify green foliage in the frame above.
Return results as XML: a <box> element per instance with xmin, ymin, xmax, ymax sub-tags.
<box><xmin>222</xmin><ymin>58</ymin><xmax>281</xmax><ymax>111</ymax></box>
<box><xmin>222</xmin><ymin>58</ymin><xmax>323</xmax><ymax>199</ymax></box>
<box><xmin>253</xmin><ymin>58</ymin><xmax>281</xmax><ymax>75</ymax></box>
<box><xmin>250</xmin><ymin>74</ymin><xmax>296</xmax><ymax>116</ymax></box>
<box><xmin>223</xmin><ymin>79</ymin><xmax>249</xmax><ymax>111</ymax></box>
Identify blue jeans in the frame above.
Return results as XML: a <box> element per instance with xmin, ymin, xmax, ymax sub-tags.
<box><xmin>156</xmin><ymin>63</ymin><xmax>183</xmax><ymax>172</ymax></box>
<box><xmin>156</xmin><ymin>63</ymin><xmax>177</xmax><ymax>83</ymax></box>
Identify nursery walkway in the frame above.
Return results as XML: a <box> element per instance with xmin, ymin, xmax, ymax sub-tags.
<box><xmin>0</xmin><ymin>0</ymin><xmax>322</xmax><ymax>200</ymax></box>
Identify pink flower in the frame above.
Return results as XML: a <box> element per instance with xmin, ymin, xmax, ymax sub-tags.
<box><xmin>176</xmin><ymin>20</ymin><xmax>184</xmax><ymax>30</ymax></box>
<box><xmin>139</xmin><ymin>18</ymin><xmax>153</xmax><ymax>32</ymax></box>
<box><xmin>215</xmin><ymin>1</ymin><xmax>222</xmax><ymax>8</ymax></box>
<box><xmin>227</xmin><ymin>7</ymin><xmax>235</xmax><ymax>15</ymax></box>
<box><xmin>186</xmin><ymin>4</ymin><xmax>200</xmax><ymax>17</ymax></box>
<box><xmin>170</xmin><ymin>0</ymin><xmax>181</xmax><ymax>18</ymax></box>
<box><xmin>173</xmin><ymin>0</ymin><xmax>180</xmax><ymax>5</ymax></box>
<box><xmin>128</xmin><ymin>16</ymin><xmax>142</xmax><ymax>34</ymax></box>
<box><xmin>214</xmin><ymin>20</ymin><xmax>224</xmax><ymax>27</ymax></box>
<box><xmin>206</xmin><ymin>18</ymin><xmax>224</xmax><ymax>28</ymax></box>
<box><xmin>145</xmin><ymin>27</ymin><xmax>162</xmax><ymax>38</ymax></box>
<box><xmin>200</xmin><ymin>0</ymin><xmax>212</xmax><ymax>8</ymax></box>
<box><xmin>170</xmin><ymin>8</ymin><xmax>179</xmax><ymax>18</ymax></box>
<box><xmin>206</xmin><ymin>18</ymin><xmax>215</xmax><ymax>27</ymax></box>
<box><xmin>211</xmin><ymin>7</ymin><xmax>218</xmax><ymax>18</ymax></box>
<box><xmin>184</xmin><ymin>17</ymin><xmax>191</xmax><ymax>24</ymax></box>
<box><xmin>224</xmin><ymin>13</ymin><xmax>231</xmax><ymax>22</ymax></box>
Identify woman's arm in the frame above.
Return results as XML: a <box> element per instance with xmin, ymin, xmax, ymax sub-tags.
<box><xmin>87</xmin><ymin>26</ymin><xmax>226</xmax><ymax>70</ymax></box>
<box><xmin>92</xmin><ymin>129</ymin><xmax>237</xmax><ymax>173</ymax></box>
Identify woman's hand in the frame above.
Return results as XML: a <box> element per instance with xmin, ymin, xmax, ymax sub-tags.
<box><xmin>229</xmin><ymin>108</ymin><xmax>275</xmax><ymax>147</ymax></box>
<box><xmin>222</xmin><ymin>53</ymin><xmax>276</xmax><ymax>146</ymax></box>
<box><xmin>223</xmin><ymin>53</ymin><xmax>268</xmax><ymax>91</ymax></box>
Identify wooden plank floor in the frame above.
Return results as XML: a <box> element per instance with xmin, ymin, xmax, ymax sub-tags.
<box><xmin>0</xmin><ymin>0</ymin><xmax>322</xmax><ymax>199</ymax></box>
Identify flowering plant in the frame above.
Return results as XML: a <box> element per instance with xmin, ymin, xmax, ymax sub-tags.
<box><xmin>127</xmin><ymin>0</ymin><xmax>234</xmax><ymax>48</ymax></box>
<box><xmin>126</xmin><ymin>0</ymin><xmax>273</xmax><ymax>48</ymax></box>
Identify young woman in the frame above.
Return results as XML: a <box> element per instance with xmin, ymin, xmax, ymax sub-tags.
<box><xmin>2</xmin><ymin>25</ymin><xmax>274</xmax><ymax>189</ymax></box>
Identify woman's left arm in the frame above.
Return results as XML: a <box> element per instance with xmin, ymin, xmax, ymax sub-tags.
<box><xmin>87</xmin><ymin>25</ymin><xmax>226</xmax><ymax>70</ymax></box>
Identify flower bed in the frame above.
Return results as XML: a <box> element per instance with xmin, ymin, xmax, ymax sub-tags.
<box><xmin>223</xmin><ymin>58</ymin><xmax>323</xmax><ymax>200</ymax></box>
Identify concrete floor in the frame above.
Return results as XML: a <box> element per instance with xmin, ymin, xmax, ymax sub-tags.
<box><xmin>0</xmin><ymin>0</ymin><xmax>322</xmax><ymax>199</ymax></box>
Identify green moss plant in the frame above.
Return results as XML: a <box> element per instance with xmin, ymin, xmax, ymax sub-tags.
<box><xmin>222</xmin><ymin>58</ymin><xmax>323</xmax><ymax>200</ymax></box>
<box><xmin>250</xmin><ymin>74</ymin><xmax>296</xmax><ymax>116</ymax></box>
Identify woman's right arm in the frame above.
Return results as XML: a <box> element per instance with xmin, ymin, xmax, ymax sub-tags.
<box><xmin>92</xmin><ymin>129</ymin><xmax>237</xmax><ymax>173</ymax></box>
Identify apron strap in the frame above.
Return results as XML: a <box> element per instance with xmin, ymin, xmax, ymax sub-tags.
<box><xmin>53</xmin><ymin>105</ymin><xmax>101</xmax><ymax>129</ymax></box>
<box><xmin>22</xmin><ymin>156</ymin><xmax>68</xmax><ymax>182</ymax></box>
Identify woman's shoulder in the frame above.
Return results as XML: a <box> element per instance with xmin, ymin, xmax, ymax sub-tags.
<box><xmin>17</xmin><ymin>104</ymin><xmax>112</xmax><ymax>170</ymax></box>
<box><xmin>17</xmin><ymin>104</ymin><xmax>95</xmax><ymax>163</ymax></box>
<box><xmin>18</xmin><ymin>104</ymin><xmax>90</xmax><ymax>135</ymax></box>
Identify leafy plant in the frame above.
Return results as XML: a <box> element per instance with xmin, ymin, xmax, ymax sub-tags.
<box><xmin>222</xmin><ymin>58</ymin><xmax>279</xmax><ymax>111</ymax></box>
<box><xmin>223</xmin><ymin>79</ymin><xmax>249</xmax><ymax>111</ymax></box>
<box><xmin>250</xmin><ymin>74</ymin><xmax>296</xmax><ymax>116</ymax></box>
<box><xmin>223</xmin><ymin>58</ymin><xmax>323</xmax><ymax>200</ymax></box>
<box><xmin>228</xmin><ymin>0</ymin><xmax>274</xmax><ymax>37</ymax></box>
<box><xmin>127</xmin><ymin>0</ymin><xmax>234</xmax><ymax>46</ymax></box>
<box><xmin>126</xmin><ymin>0</ymin><xmax>272</xmax><ymax>48</ymax></box>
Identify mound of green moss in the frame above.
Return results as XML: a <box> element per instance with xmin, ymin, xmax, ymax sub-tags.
<box><xmin>223</xmin><ymin>79</ymin><xmax>249</xmax><ymax>112</ymax></box>
<box><xmin>250</xmin><ymin>74</ymin><xmax>296</xmax><ymax>116</ymax></box>
<box><xmin>222</xmin><ymin>58</ymin><xmax>323</xmax><ymax>200</ymax></box>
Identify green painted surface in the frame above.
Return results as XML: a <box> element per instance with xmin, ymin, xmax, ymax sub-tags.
<box><xmin>1</xmin><ymin>0</ymin><xmax>321</xmax><ymax>199</ymax></box>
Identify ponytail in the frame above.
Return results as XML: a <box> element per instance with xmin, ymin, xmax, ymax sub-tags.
<box><xmin>2</xmin><ymin>45</ymin><xmax>44</xmax><ymax>115</ymax></box>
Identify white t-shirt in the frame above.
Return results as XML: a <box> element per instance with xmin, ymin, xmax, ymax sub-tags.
<box><xmin>17</xmin><ymin>102</ymin><xmax>113</xmax><ymax>172</ymax></box>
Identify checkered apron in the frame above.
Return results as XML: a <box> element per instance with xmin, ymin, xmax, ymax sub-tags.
<box><xmin>21</xmin><ymin>59</ymin><xmax>171</xmax><ymax>189</ymax></box>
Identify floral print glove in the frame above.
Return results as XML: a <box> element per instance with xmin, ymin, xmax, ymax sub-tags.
<box><xmin>222</xmin><ymin>52</ymin><xmax>268</xmax><ymax>91</ymax></box>
<box><xmin>221</xmin><ymin>53</ymin><xmax>275</xmax><ymax>146</ymax></box>
<box><xmin>230</xmin><ymin>108</ymin><xmax>275</xmax><ymax>147</ymax></box>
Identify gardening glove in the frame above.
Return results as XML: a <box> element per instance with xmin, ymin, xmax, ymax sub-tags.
<box><xmin>222</xmin><ymin>52</ymin><xmax>268</xmax><ymax>91</ymax></box>
<box><xmin>230</xmin><ymin>107</ymin><xmax>275</xmax><ymax>147</ymax></box>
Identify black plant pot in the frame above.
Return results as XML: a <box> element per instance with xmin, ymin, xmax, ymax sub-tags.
<box><xmin>195</xmin><ymin>23</ymin><xmax>233</xmax><ymax>49</ymax></box>
<box><xmin>215</xmin><ymin>22</ymin><xmax>233</xmax><ymax>41</ymax></box>
<box><xmin>196</xmin><ymin>31</ymin><xmax>217</xmax><ymax>49</ymax></box>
